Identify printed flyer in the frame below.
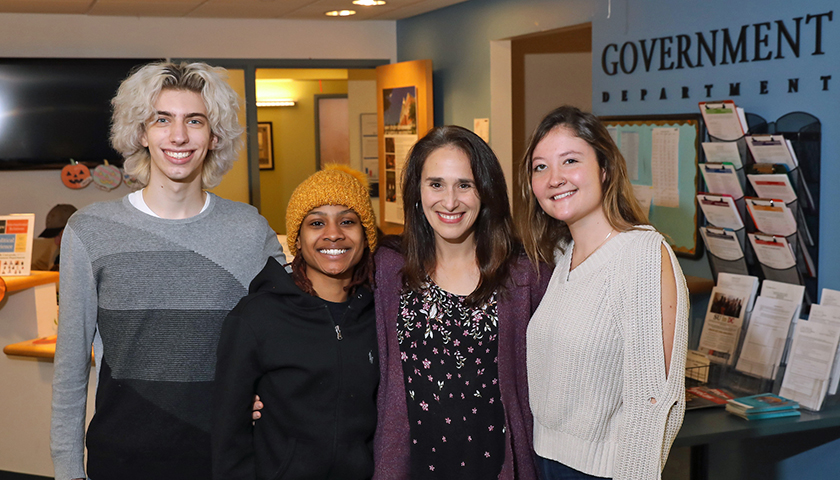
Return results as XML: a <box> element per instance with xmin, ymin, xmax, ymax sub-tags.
<box><xmin>0</xmin><ymin>214</ymin><xmax>35</xmax><ymax>276</ymax></box>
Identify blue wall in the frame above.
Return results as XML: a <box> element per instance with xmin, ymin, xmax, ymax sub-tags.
<box><xmin>398</xmin><ymin>0</ymin><xmax>839</xmax><ymax>292</ymax></box>
<box><xmin>397</xmin><ymin>0</ymin><xmax>597</xmax><ymax>127</ymax></box>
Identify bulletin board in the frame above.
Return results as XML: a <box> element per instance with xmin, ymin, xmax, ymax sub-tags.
<box><xmin>600</xmin><ymin>114</ymin><xmax>702</xmax><ymax>258</ymax></box>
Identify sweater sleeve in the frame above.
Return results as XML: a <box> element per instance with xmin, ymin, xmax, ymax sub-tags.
<box><xmin>50</xmin><ymin>225</ymin><xmax>98</xmax><ymax>480</ymax></box>
<box><xmin>212</xmin><ymin>306</ymin><xmax>265</xmax><ymax>480</ymax></box>
<box><xmin>613</xmin><ymin>233</ymin><xmax>688</xmax><ymax>480</ymax></box>
<box><xmin>262</xmin><ymin>221</ymin><xmax>287</xmax><ymax>265</ymax></box>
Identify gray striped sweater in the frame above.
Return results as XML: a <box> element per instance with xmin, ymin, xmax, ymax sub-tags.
<box><xmin>50</xmin><ymin>194</ymin><xmax>285</xmax><ymax>480</ymax></box>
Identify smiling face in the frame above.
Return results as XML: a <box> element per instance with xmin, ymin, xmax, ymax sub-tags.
<box><xmin>296</xmin><ymin>205</ymin><xmax>367</xmax><ymax>290</ymax></box>
<box><xmin>530</xmin><ymin>126</ymin><xmax>607</xmax><ymax>230</ymax></box>
<box><xmin>420</xmin><ymin>145</ymin><xmax>481</xmax><ymax>248</ymax></box>
<box><xmin>141</xmin><ymin>88</ymin><xmax>217</xmax><ymax>188</ymax></box>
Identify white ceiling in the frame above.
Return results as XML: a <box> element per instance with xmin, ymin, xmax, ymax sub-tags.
<box><xmin>0</xmin><ymin>0</ymin><xmax>467</xmax><ymax>20</ymax></box>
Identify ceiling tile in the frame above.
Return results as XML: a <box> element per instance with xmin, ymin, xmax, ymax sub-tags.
<box><xmin>0</xmin><ymin>0</ymin><xmax>94</xmax><ymax>15</ymax></box>
<box><xmin>88</xmin><ymin>0</ymin><xmax>203</xmax><ymax>17</ymax></box>
<box><xmin>0</xmin><ymin>0</ymin><xmax>468</xmax><ymax>19</ymax></box>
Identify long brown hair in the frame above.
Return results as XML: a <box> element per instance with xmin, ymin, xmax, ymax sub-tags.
<box><xmin>401</xmin><ymin>125</ymin><xmax>516</xmax><ymax>306</ymax></box>
<box><xmin>516</xmin><ymin>106</ymin><xmax>650</xmax><ymax>265</ymax></box>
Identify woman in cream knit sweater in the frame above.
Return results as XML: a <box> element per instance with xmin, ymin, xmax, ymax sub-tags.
<box><xmin>516</xmin><ymin>106</ymin><xmax>689</xmax><ymax>480</ymax></box>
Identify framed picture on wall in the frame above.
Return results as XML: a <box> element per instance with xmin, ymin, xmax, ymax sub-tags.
<box><xmin>257</xmin><ymin>122</ymin><xmax>274</xmax><ymax>170</ymax></box>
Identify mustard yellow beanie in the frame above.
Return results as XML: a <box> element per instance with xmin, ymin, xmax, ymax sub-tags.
<box><xmin>286</xmin><ymin>164</ymin><xmax>377</xmax><ymax>256</ymax></box>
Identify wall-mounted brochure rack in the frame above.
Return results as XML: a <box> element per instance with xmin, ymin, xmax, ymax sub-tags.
<box><xmin>698</xmin><ymin>111</ymin><xmax>820</xmax><ymax>309</ymax></box>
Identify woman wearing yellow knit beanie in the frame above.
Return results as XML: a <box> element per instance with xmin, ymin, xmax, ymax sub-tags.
<box><xmin>212</xmin><ymin>165</ymin><xmax>379</xmax><ymax>480</ymax></box>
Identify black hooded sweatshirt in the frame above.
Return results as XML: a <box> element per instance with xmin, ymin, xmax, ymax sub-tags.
<box><xmin>212</xmin><ymin>257</ymin><xmax>378</xmax><ymax>480</ymax></box>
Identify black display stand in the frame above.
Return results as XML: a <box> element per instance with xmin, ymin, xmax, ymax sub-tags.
<box><xmin>700</xmin><ymin>111</ymin><xmax>821</xmax><ymax>308</ymax></box>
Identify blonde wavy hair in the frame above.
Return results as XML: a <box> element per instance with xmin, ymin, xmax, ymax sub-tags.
<box><xmin>110</xmin><ymin>62</ymin><xmax>245</xmax><ymax>189</ymax></box>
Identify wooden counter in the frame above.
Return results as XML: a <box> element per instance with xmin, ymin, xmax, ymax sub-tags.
<box><xmin>685</xmin><ymin>275</ymin><xmax>714</xmax><ymax>295</ymax></box>
<box><xmin>3</xmin><ymin>334</ymin><xmax>57</xmax><ymax>359</ymax></box>
<box><xmin>2</xmin><ymin>270</ymin><xmax>59</xmax><ymax>293</ymax></box>
<box><xmin>2</xmin><ymin>271</ymin><xmax>59</xmax><ymax>359</ymax></box>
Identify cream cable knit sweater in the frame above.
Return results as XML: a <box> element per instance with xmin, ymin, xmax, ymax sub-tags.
<box><xmin>527</xmin><ymin>227</ymin><xmax>688</xmax><ymax>479</ymax></box>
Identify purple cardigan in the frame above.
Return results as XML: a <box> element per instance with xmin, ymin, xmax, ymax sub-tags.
<box><xmin>372</xmin><ymin>246</ymin><xmax>551</xmax><ymax>480</ymax></box>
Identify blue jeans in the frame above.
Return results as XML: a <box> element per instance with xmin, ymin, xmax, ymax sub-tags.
<box><xmin>537</xmin><ymin>455</ymin><xmax>610</xmax><ymax>480</ymax></box>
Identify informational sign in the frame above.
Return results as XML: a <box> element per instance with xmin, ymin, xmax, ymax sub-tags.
<box><xmin>0</xmin><ymin>214</ymin><xmax>35</xmax><ymax>276</ymax></box>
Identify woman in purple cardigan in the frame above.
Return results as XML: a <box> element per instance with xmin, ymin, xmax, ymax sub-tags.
<box><xmin>373</xmin><ymin>126</ymin><xmax>549</xmax><ymax>480</ymax></box>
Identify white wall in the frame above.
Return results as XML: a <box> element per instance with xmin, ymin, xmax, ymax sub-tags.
<box><xmin>0</xmin><ymin>13</ymin><xmax>396</xmax><ymax>60</ymax></box>
<box><xmin>347</xmin><ymin>72</ymin><xmax>380</xmax><ymax>220</ymax></box>
<box><xmin>0</xmin><ymin>13</ymin><xmax>396</xmax><ymax>231</ymax></box>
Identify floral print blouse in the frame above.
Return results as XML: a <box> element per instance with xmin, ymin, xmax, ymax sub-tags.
<box><xmin>397</xmin><ymin>281</ymin><xmax>505</xmax><ymax>479</ymax></box>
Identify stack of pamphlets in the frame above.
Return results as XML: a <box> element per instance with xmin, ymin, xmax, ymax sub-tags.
<box><xmin>725</xmin><ymin>393</ymin><xmax>800</xmax><ymax>420</ymax></box>
<box><xmin>778</xmin><ymin>287</ymin><xmax>840</xmax><ymax>410</ymax></box>
<box><xmin>686</xmin><ymin>386</ymin><xmax>737</xmax><ymax>410</ymax></box>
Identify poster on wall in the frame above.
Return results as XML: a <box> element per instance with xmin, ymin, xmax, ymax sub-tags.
<box><xmin>360</xmin><ymin>113</ymin><xmax>379</xmax><ymax>197</ymax></box>
<box><xmin>0</xmin><ymin>214</ymin><xmax>35</xmax><ymax>276</ymax></box>
<box><xmin>382</xmin><ymin>86</ymin><xmax>418</xmax><ymax>225</ymax></box>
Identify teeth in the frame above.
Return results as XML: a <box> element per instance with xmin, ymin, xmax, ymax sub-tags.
<box><xmin>165</xmin><ymin>151</ymin><xmax>191</xmax><ymax>159</ymax></box>
<box><xmin>439</xmin><ymin>213</ymin><xmax>462</xmax><ymax>220</ymax></box>
<box><xmin>552</xmin><ymin>191</ymin><xmax>575</xmax><ymax>200</ymax></box>
<box><xmin>320</xmin><ymin>249</ymin><xmax>347</xmax><ymax>255</ymax></box>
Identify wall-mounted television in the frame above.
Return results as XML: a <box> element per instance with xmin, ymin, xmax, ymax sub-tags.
<box><xmin>0</xmin><ymin>58</ymin><xmax>157</xmax><ymax>170</ymax></box>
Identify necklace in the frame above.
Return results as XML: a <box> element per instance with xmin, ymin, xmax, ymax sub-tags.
<box><xmin>569</xmin><ymin>229</ymin><xmax>614</xmax><ymax>279</ymax></box>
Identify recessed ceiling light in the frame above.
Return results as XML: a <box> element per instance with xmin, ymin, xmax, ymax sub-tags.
<box><xmin>325</xmin><ymin>9</ymin><xmax>356</xmax><ymax>17</ymax></box>
<box><xmin>353</xmin><ymin>0</ymin><xmax>386</xmax><ymax>6</ymax></box>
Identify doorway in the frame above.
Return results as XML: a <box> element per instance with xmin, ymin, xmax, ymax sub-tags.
<box><xmin>490</xmin><ymin>23</ymin><xmax>592</xmax><ymax>210</ymax></box>
<box><xmin>315</xmin><ymin>94</ymin><xmax>350</xmax><ymax>169</ymax></box>
<box><xmin>511</xmin><ymin>23</ymin><xmax>592</xmax><ymax>212</ymax></box>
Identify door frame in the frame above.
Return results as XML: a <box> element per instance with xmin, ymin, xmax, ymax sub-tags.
<box><xmin>172</xmin><ymin>58</ymin><xmax>389</xmax><ymax>211</ymax></box>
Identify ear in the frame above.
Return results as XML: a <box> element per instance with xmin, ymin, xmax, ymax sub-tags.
<box><xmin>210</xmin><ymin>134</ymin><xmax>219</xmax><ymax>150</ymax></box>
<box><xmin>601</xmin><ymin>167</ymin><xmax>607</xmax><ymax>183</ymax></box>
<box><xmin>295</xmin><ymin>237</ymin><xmax>301</xmax><ymax>250</ymax></box>
<box><xmin>140</xmin><ymin>131</ymin><xmax>149</xmax><ymax>148</ymax></box>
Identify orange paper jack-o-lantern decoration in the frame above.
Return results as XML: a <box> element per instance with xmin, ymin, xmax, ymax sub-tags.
<box><xmin>93</xmin><ymin>160</ymin><xmax>122</xmax><ymax>191</ymax></box>
<box><xmin>61</xmin><ymin>159</ymin><xmax>92</xmax><ymax>189</ymax></box>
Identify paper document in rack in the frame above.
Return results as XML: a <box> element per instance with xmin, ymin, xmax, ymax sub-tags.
<box><xmin>701</xmin><ymin>228</ymin><xmax>749</xmax><ymax>277</ymax></box>
<box><xmin>702</xmin><ymin>141</ymin><xmax>743</xmax><ymax>169</ymax></box>
<box><xmin>760</xmin><ymin>280</ymin><xmax>805</xmax><ymax>307</ymax></box>
<box><xmin>749</xmin><ymin>234</ymin><xmax>796</xmax><ymax>270</ymax></box>
<box><xmin>760</xmin><ymin>278</ymin><xmax>805</xmax><ymax>360</ymax></box>
<box><xmin>685</xmin><ymin>350</ymin><xmax>712</xmax><ymax>383</ymax></box>
<box><xmin>779</xmin><ymin>320</ymin><xmax>840</xmax><ymax>411</ymax></box>
<box><xmin>700</xmin><ymin>101</ymin><xmax>745</xmax><ymax>141</ymax></box>
<box><xmin>698</xmin><ymin>194</ymin><xmax>743</xmax><ymax>230</ymax></box>
<box><xmin>735</xmin><ymin>296</ymin><xmax>799</xmax><ymax>379</ymax></box>
<box><xmin>717</xmin><ymin>273</ymin><xmax>760</xmax><ymax>311</ymax></box>
<box><xmin>808</xmin><ymin>304</ymin><xmax>840</xmax><ymax>395</ymax></box>
<box><xmin>651</xmin><ymin>127</ymin><xmax>680</xmax><ymax>208</ymax></box>
<box><xmin>820</xmin><ymin>288</ymin><xmax>840</xmax><ymax>307</ymax></box>
<box><xmin>746</xmin><ymin>135</ymin><xmax>797</xmax><ymax>170</ymax></box>
<box><xmin>746</xmin><ymin>199</ymin><xmax>797</xmax><ymax>237</ymax></box>
<box><xmin>748</xmin><ymin>174</ymin><xmax>797</xmax><ymax>205</ymax></box>
<box><xmin>700</xmin><ymin>164</ymin><xmax>744</xmax><ymax>199</ymax></box>
<box><xmin>699</xmin><ymin>286</ymin><xmax>748</xmax><ymax>364</ymax></box>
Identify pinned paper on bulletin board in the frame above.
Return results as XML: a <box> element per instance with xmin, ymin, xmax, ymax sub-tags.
<box><xmin>0</xmin><ymin>214</ymin><xmax>35</xmax><ymax>276</ymax></box>
<box><xmin>601</xmin><ymin>114</ymin><xmax>703</xmax><ymax>258</ymax></box>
